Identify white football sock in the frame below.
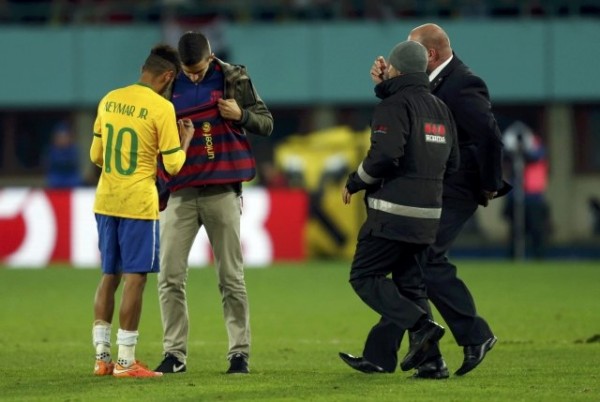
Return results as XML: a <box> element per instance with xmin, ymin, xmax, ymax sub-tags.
<box><xmin>116</xmin><ymin>328</ymin><xmax>139</xmax><ymax>368</ymax></box>
<box><xmin>92</xmin><ymin>320</ymin><xmax>111</xmax><ymax>362</ymax></box>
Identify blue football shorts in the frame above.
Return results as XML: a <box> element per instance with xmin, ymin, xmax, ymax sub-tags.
<box><xmin>95</xmin><ymin>214</ymin><xmax>160</xmax><ymax>274</ymax></box>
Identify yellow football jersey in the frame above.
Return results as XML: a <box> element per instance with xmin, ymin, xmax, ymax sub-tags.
<box><xmin>90</xmin><ymin>82</ymin><xmax>186</xmax><ymax>220</ymax></box>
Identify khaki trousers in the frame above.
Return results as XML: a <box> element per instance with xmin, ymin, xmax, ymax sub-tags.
<box><xmin>157</xmin><ymin>185</ymin><xmax>250</xmax><ymax>362</ymax></box>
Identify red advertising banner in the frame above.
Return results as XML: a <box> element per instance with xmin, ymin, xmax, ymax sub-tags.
<box><xmin>0</xmin><ymin>188</ymin><xmax>307</xmax><ymax>268</ymax></box>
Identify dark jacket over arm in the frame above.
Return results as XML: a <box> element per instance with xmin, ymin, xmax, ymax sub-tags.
<box><xmin>432</xmin><ymin>54</ymin><xmax>504</xmax><ymax>200</ymax></box>
<box><xmin>346</xmin><ymin>104</ymin><xmax>409</xmax><ymax>194</ymax></box>
<box><xmin>220</xmin><ymin>58</ymin><xmax>274</xmax><ymax>137</ymax></box>
<box><xmin>347</xmin><ymin>73</ymin><xmax>459</xmax><ymax>244</ymax></box>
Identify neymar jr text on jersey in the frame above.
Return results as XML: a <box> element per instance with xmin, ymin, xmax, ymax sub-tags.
<box><xmin>105</xmin><ymin>101</ymin><xmax>149</xmax><ymax>120</ymax></box>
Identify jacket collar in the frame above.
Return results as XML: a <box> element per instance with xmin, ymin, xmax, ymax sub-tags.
<box><xmin>430</xmin><ymin>52</ymin><xmax>463</xmax><ymax>92</ymax></box>
<box><xmin>375</xmin><ymin>72</ymin><xmax>430</xmax><ymax>99</ymax></box>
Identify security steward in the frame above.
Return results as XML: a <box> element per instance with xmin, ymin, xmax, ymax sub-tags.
<box><xmin>339</xmin><ymin>40</ymin><xmax>460</xmax><ymax>374</ymax></box>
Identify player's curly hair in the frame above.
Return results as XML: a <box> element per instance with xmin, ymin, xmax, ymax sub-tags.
<box><xmin>143</xmin><ymin>44</ymin><xmax>181</xmax><ymax>76</ymax></box>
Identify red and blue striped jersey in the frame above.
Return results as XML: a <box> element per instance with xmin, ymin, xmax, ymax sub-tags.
<box><xmin>159</xmin><ymin>63</ymin><xmax>255</xmax><ymax>192</ymax></box>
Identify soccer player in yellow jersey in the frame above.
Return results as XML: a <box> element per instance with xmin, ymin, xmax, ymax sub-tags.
<box><xmin>90</xmin><ymin>44</ymin><xmax>194</xmax><ymax>378</ymax></box>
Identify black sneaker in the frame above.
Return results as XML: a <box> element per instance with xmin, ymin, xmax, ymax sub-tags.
<box><xmin>155</xmin><ymin>353</ymin><xmax>186</xmax><ymax>373</ymax></box>
<box><xmin>226</xmin><ymin>353</ymin><xmax>249</xmax><ymax>374</ymax></box>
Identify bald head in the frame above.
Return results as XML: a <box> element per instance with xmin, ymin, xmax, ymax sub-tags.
<box><xmin>408</xmin><ymin>23</ymin><xmax>452</xmax><ymax>73</ymax></box>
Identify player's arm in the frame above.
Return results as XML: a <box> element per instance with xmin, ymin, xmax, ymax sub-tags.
<box><xmin>159</xmin><ymin>105</ymin><xmax>193</xmax><ymax>175</ymax></box>
<box><xmin>90</xmin><ymin>113</ymin><xmax>103</xmax><ymax>167</ymax></box>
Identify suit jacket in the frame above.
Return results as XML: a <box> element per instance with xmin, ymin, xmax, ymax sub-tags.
<box><xmin>430</xmin><ymin>53</ymin><xmax>505</xmax><ymax>204</ymax></box>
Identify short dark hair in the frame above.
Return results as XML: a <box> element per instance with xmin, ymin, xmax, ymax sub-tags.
<box><xmin>142</xmin><ymin>44</ymin><xmax>181</xmax><ymax>76</ymax></box>
<box><xmin>178</xmin><ymin>32</ymin><xmax>211</xmax><ymax>66</ymax></box>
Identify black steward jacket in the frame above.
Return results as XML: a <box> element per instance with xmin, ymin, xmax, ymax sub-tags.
<box><xmin>346</xmin><ymin>73</ymin><xmax>459</xmax><ymax>244</ymax></box>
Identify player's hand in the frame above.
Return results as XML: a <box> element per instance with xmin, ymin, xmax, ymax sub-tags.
<box><xmin>370</xmin><ymin>56</ymin><xmax>387</xmax><ymax>84</ymax></box>
<box><xmin>218</xmin><ymin>98</ymin><xmax>243</xmax><ymax>122</ymax></box>
<box><xmin>342</xmin><ymin>186</ymin><xmax>352</xmax><ymax>205</ymax></box>
<box><xmin>177</xmin><ymin>118</ymin><xmax>194</xmax><ymax>136</ymax></box>
<box><xmin>177</xmin><ymin>118</ymin><xmax>194</xmax><ymax>150</ymax></box>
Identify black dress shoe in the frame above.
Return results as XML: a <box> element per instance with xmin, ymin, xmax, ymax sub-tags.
<box><xmin>412</xmin><ymin>356</ymin><xmax>449</xmax><ymax>379</ymax></box>
<box><xmin>338</xmin><ymin>352</ymin><xmax>387</xmax><ymax>373</ymax></box>
<box><xmin>400</xmin><ymin>320</ymin><xmax>445</xmax><ymax>372</ymax></box>
<box><xmin>455</xmin><ymin>336</ymin><xmax>497</xmax><ymax>376</ymax></box>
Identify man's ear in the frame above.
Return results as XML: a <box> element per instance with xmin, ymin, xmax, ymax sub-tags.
<box><xmin>387</xmin><ymin>65</ymin><xmax>398</xmax><ymax>78</ymax></box>
<box><xmin>164</xmin><ymin>70</ymin><xmax>175</xmax><ymax>83</ymax></box>
<box><xmin>428</xmin><ymin>48</ymin><xmax>436</xmax><ymax>61</ymax></box>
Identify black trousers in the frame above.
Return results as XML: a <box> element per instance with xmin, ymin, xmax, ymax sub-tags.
<box><xmin>349</xmin><ymin>229</ymin><xmax>431</xmax><ymax>370</ymax></box>
<box><xmin>362</xmin><ymin>197</ymin><xmax>494</xmax><ymax>372</ymax></box>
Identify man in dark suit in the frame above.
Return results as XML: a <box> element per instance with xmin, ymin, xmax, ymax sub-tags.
<box><xmin>339</xmin><ymin>23</ymin><xmax>506</xmax><ymax>378</ymax></box>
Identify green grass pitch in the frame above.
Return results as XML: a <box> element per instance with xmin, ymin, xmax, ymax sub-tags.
<box><xmin>1</xmin><ymin>260</ymin><xmax>599</xmax><ymax>401</ymax></box>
